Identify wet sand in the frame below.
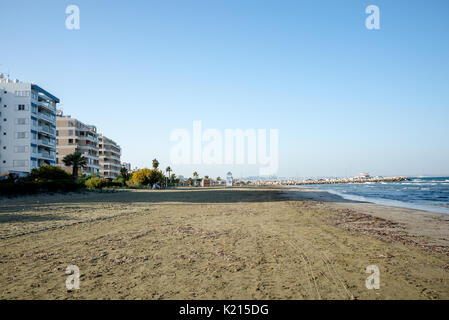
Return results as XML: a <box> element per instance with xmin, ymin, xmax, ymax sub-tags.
<box><xmin>0</xmin><ymin>187</ymin><xmax>448</xmax><ymax>299</ymax></box>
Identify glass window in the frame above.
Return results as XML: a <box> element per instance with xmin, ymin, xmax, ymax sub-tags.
<box><xmin>13</xmin><ymin>160</ymin><xmax>28</xmax><ymax>167</ymax></box>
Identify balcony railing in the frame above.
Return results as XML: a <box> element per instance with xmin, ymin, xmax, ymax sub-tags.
<box><xmin>38</xmin><ymin>151</ymin><xmax>56</xmax><ymax>159</ymax></box>
<box><xmin>38</xmin><ymin>111</ymin><xmax>56</xmax><ymax>123</ymax></box>
<box><xmin>37</xmin><ymin>138</ymin><xmax>53</xmax><ymax>146</ymax></box>
<box><xmin>36</xmin><ymin>96</ymin><xmax>56</xmax><ymax>111</ymax></box>
<box><xmin>38</xmin><ymin>125</ymin><xmax>55</xmax><ymax>135</ymax></box>
<box><xmin>100</xmin><ymin>154</ymin><xmax>120</xmax><ymax>161</ymax></box>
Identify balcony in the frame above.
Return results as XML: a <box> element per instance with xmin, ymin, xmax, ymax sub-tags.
<box><xmin>37</xmin><ymin>137</ymin><xmax>55</xmax><ymax>147</ymax></box>
<box><xmin>36</xmin><ymin>98</ymin><xmax>56</xmax><ymax>112</ymax></box>
<box><xmin>100</xmin><ymin>153</ymin><xmax>120</xmax><ymax>161</ymax></box>
<box><xmin>38</xmin><ymin>111</ymin><xmax>56</xmax><ymax>123</ymax></box>
<box><xmin>38</xmin><ymin>125</ymin><xmax>55</xmax><ymax>136</ymax></box>
<box><xmin>38</xmin><ymin>150</ymin><xmax>56</xmax><ymax>160</ymax></box>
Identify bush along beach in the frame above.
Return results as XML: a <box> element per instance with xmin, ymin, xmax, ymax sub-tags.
<box><xmin>0</xmin><ymin>165</ymin><xmax>80</xmax><ymax>196</ymax></box>
<box><xmin>0</xmin><ymin>155</ymin><xmax>185</xmax><ymax>195</ymax></box>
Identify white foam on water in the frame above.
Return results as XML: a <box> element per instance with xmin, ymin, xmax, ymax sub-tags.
<box><xmin>293</xmin><ymin>185</ymin><xmax>449</xmax><ymax>215</ymax></box>
<box><xmin>320</xmin><ymin>189</ymin><xmax>449</xmax><ymax>215</ymax></box>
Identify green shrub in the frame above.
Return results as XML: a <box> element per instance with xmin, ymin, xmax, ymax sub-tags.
<box><xmin>78</xmin><ymin>176</ymin><xmax>88</xmax><ymax>185</ymax></box>
<box><xmin>30</xmin><ymin>165</ymin><xmax>71</xmax><ymax>181</ymax></box>
<box><xmin>112</xmin><ymin>177</ymin><xmax>125</xmax><ymax>186</ymax></box>
<box><xmin>0</xmin><ymin>180</ymin><xmax>79</xmax><ymax>196</ymax></box>
<box><xmin>126</xmin><ymin>179</ymin><xmax>143</xmax><ymax>188</ymax></box>
<box><xmin>84</xmin><ymin>177</ymin><xmax>106</xmax><ymax>190</ymax></box>
<box><xmin>41</xmin><ymin>180</ymin><xmax>79</xmax><ymax>192</ymax></box>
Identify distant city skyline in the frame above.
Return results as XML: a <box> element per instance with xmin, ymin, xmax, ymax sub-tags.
<box><xmin>1</xmin><ymin>0</ymin><xmax>448</xmax><ymax>178</ymax></box>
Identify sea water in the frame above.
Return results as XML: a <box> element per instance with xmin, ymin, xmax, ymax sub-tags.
<box><xmin>297</xmin><ymin>177</ymin><xmax>449</xmax><ymax>214</ymax></box>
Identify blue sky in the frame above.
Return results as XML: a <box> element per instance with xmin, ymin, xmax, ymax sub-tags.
<box><xmin>1</xmin><ymin>0</ymin><xmax>448</xmax><ymax>178</ymax></box>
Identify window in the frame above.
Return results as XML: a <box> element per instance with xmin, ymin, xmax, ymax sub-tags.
<box><xmin>17</xmin><ymin>104</ymin><xmax>28</xmax><ymax>111</ymax></box>
<box><xmin>14</xmin><ymin>91</ymin><xmax>30</xmax><ymax>97</ymax></box>
<box><xmin>13</xmin><ymin>160</ymin><xmax>28</xmax><ymax>167</ymax></box>
<box><xmin>31</xmin><ymin>145</ymin><xmax>37</xmax><ymax>154</ymax></box>
<box><xmin>15</xmin><ymin>132</ymin><xmax>29</xmax><ymax>139</ymax></box>
<box><xmin>68</xmin><ymin>130</ymin><xmax>73</xmax><ymax>136</ymax></box>
<box><xmin>14</xmin><ymin>146</ymin><xmax>28</xmax><ymax>153</ymax></box>
<box><xmin>15</xmin><ymin>118</ymin><xmax>27</xmax><ymax>125</ymax></box>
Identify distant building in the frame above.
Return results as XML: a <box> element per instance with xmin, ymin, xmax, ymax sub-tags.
<box><xmin>98</xmin><ymin>135</ymin><xmax>121</xmax><ymax>178</ymax></box>
<box><xmin>0</xmin><ymin>74</ymin><xmax>59</xmax><ymax>175</ymax></box>
<box><xmin>177</xmin><ymin>175</ymin><xmax>187</xmax><ymax>186</ymax></box>
<box><xmin>56</xmin><ymin>111</ymin><xmax>100</xmax><ymax>176</ymax></box>
<box><xmin>201</xmin><ymin>178</ymin><xmax>212</xmax><ymax>187</ymax></box>
<box><xmin>226</xmin><ymin>172</ymin><xmax>233</xmax><ymax>187</ymax></box>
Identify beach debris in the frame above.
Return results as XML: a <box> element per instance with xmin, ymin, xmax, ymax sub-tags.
<box><xmin>327</xmin><ymin>209</ymin><xmax>449</xmax><ymax>257</ymax></box>
<box><xmin>378</xmin><ymin>253</ymin><xmax>395</xmax><ymax>259</ymax></box>
<box><xmin>174</xmin><ymin>226</ymin><xmax>223</xmax><ymax>239</ymax></box>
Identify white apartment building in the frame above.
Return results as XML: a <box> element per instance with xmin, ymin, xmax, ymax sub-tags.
<box><xmin>98</xmin><ymin>135</ymin><xmax>121</xmax><ymax>178</ymax></box>
<box><xmin>0</xmin><ymin>74</ymin><xmax>59</xmax><ymax>176</ymax></box>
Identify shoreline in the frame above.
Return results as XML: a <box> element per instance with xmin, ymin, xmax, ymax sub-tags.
<box><xmin>280</xmin><ymin>187</ymin><xmax>449</xmax><ymax>255</ymax></box>
<box><xmin>290</xmin><ymin>184</ymin><xmax>449</xmax><ymax>215</ymax></box>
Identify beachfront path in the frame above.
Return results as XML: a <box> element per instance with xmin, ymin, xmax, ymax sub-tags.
<box><xmin>0</xmin><ymin>188</ymin><xmax>448</xmax><ymax>299</ymax></box>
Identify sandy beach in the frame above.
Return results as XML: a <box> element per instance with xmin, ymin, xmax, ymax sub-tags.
<box><xmin>0</xmin><ymin>187</ymin><xmax>448</xmax><ymax>299</ymax></box>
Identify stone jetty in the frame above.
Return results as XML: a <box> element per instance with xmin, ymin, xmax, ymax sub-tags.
<box><xmin>258</xmin><ymin>176</ymin><xmax>409</xmax><ymax>186</ymax></box>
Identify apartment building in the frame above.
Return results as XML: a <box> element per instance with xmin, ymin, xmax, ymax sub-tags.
<box><xmin>98</xmin><ymin>135</ymin><xmax>121</xmax><ymax>178</ymax></box>
<box><xmin>0</xmin><ymin>74</ymin><xmax>59</xmax><ymax>176</ymax></box>
<box><xmin>56</xmin><ymin>111</ymin><xmax>100</xmax><ymax>176</ymax></box>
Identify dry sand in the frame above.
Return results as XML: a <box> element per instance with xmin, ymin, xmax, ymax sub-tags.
<box><xmin>0</xmin><ymin>187</ymin><xmax>448</xmax><ymax>299</ymax></box>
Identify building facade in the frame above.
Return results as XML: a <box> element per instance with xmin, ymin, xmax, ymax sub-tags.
<box><xmin>0</xmin><ymin>74</ymin><xmax>59</xmax><ymax>175</ymax></box>
<box><xmin>56</xmin><ymin>111</ymin><xmax>100</xmax><ymax>176</ymax></box>
<box><xmin>98</xmin><ymin>135</ymin><xmax>121</xmax><ymax>178</ymax></box>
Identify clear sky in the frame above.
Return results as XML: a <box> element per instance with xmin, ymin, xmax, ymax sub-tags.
<box><xmin>1</xmin><ymin>0</ymin><xmax>448</xmax><ymax>178</ymax></box>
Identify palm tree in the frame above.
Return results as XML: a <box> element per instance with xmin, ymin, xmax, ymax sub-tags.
<box><xmin>63</xmin><ymin>151</ymin><xmax>87</xmax><ymax>181</ymax></box>
<box><xmin>193</xmin><ymin>171</ymin><xmax>199</xmax><ymax>186</ymax></box>
<box><xmin>166</xmin><ymin>166</ymin><xmax>172</xmax><ymax>177</ymax></box>
<box><xmin>152</xmin><ymin>159</ymin><xmax>159</xmax><ymax>169</ymax></box>
<box><xmin>165</xmin><ymin>166</ymin><xmax>172</xmax><ymax>186</ymax></box>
